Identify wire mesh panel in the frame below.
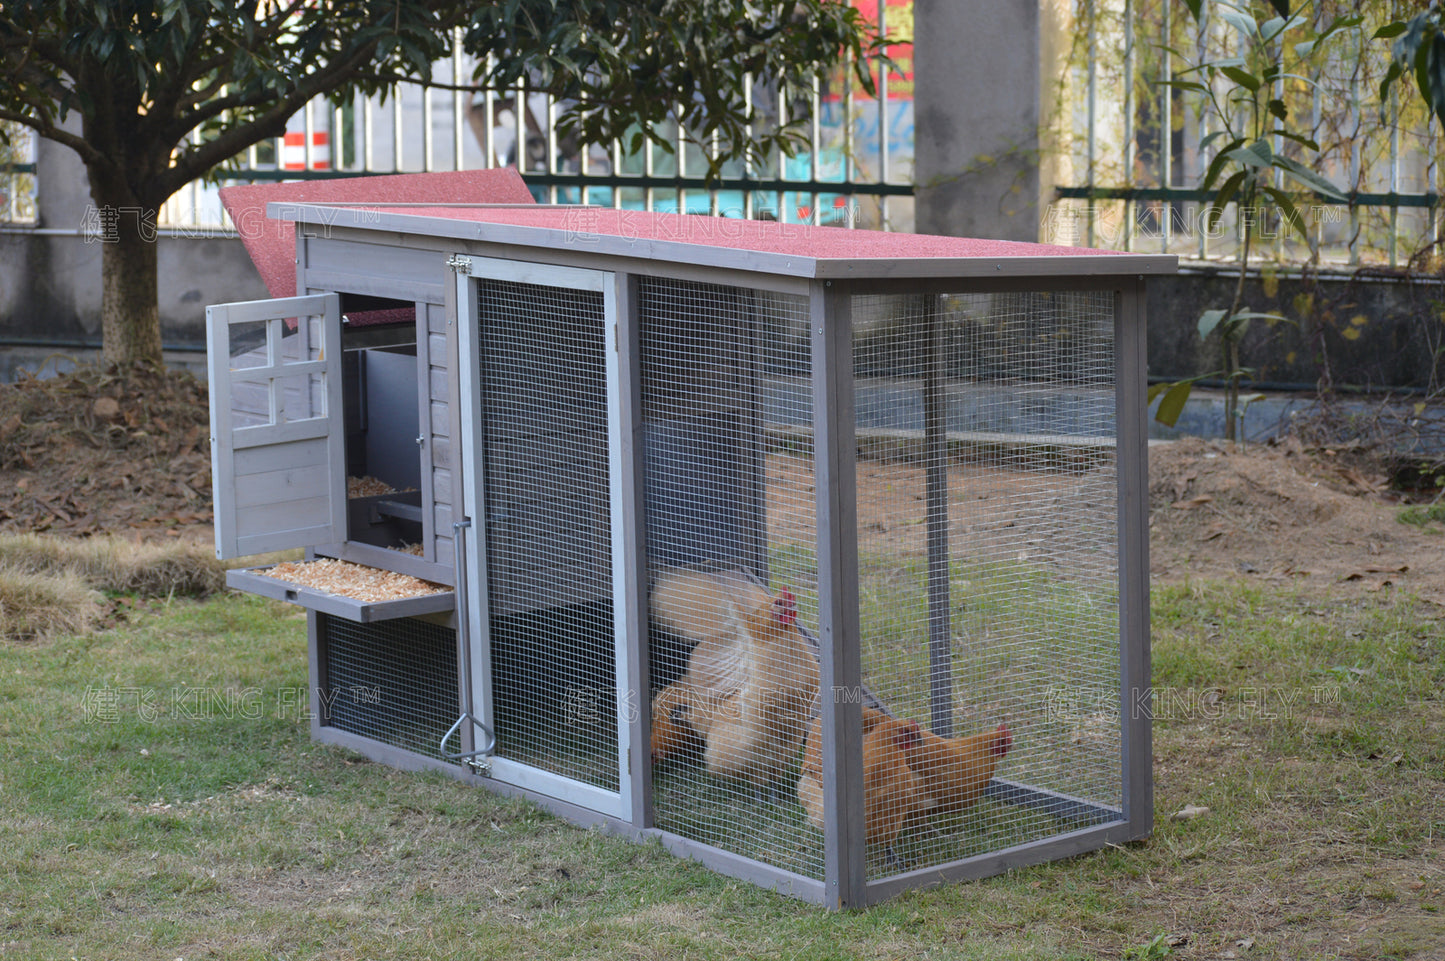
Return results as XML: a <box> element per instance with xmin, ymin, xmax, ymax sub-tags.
<box><xmin>475</xmin><ymin>278</ymin><xmax>619</xmax><ymax>792</ymax></box>
<box><xmin>639</xmin><ymin>278</ymin><xmax>827</xmax><ymax>878</ymax></box>
<box><xmin>849</xmin><ymin>289</ymin><xmax>1122</xmax><ymax>881</ymax></box>
<box><xmin>321</xmin><ymin>614</ymin><xmax>458</xmax><ymax>758</ymax></box>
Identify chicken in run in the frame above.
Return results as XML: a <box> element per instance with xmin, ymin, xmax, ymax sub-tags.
<box><xmin>798</xmin><ymin>710</ymin><xmax>926</xmax><ymax>868</ymax></box>
<box><xmin>647</xmin><ymin>568</ymin><xmax>820</xmax><ymax>803</ymax></box>
<box><xmin>796</xmin><ymin>706</ymin><xmax>1013</xmax><ymax>867</ymax></box>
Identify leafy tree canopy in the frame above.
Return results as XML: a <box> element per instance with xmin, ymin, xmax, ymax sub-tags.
<box><xmin>0</xmin><ymin>0</ymin><xmax>880</xmax><ymax>364</ymax></box>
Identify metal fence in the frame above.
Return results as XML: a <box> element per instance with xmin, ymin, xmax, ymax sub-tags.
<box><xmin>151</xmin><ymin>20</ymin><xmax>914</xmax><ymax>234</ymax></box>
<box><xmin>1046</xmin><ymin>0</ymin><xmax>1438</xmax><ymax>267</ymax></box>
<box><xmin>0</xmin><ymin>125</ymin><xmax>37</xmax><ymax>225</ymax></box>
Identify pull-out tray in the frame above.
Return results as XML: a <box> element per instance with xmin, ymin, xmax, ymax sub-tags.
<box><xmin>226</xmin><ymin>564</ymin><xmax>455</xmax><ymax>623</ymax></box>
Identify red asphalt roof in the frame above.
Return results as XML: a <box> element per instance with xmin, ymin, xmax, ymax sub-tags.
<box><xmin>220</xmin><ymin>169</ymin><xmax>536</xmax><ymax>298</ymax></box>
<box><xmin>274</xmin><ymin>203</ymin><xmax>1123</xmax><ymax>262</ymax></box>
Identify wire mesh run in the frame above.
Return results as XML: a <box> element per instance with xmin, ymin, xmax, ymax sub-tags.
<box><xmin>475</xmin><ymin>279</ymin><xmax>619</xmax><ymax>792</ymax></box>
<box><xmin>321</xmin><ymin>614</ymin><xmax>458</xmax><ymax>758</ymax></box>
<box><xmin>849</xmin><ymin>290</ymin><xmax>1122</xmax><ymax>880</ymax></box>
<box><xmin>639</xmin><ymin>277</ymin><xmax>827</xmax><ymax>878</ymax></box>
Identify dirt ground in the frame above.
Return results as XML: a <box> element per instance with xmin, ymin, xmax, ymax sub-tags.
<box><xmin>1</xmin><ymin>366</ymin><xmax>1442</xmax><ymax>605</ymax></box>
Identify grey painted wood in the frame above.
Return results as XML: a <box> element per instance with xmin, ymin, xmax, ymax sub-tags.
<box><xmin>983</xmin><ymin>777</ymin><xmax>1124</xmax><ymax>825</ymax></box>
<box><xmin>812</xmin><ymin>280</ymin><xmax>867</xmax><ymax>910</ymax></box>
<box><xmin>227</xmin><ymin>566</ymin><xmax>454</xmax><ymax>621</ymax></box>
<box><xmin>307</xmin><ymin>540</ymin><xmax>453</xmax><ymax>586</ymax></box>
<box><xmin>645</xmin><ymin>833</ymin><xmax>828</xmax><ymax>904</ymax></box>
<box><xmin>428</xmin><ymin>401</ymin><xmax>449</xmax><ymax>443</ymax></box>
<box><xmin>299</xmin><ymin>230</ymin><xmax>446</xmax><ymax>304</ymax></box>
<box><xmin>233</xmin><ymin>436</ymin><xmax>328</xmax><ymax>475</ymax></box>
<box><xmin>415</xmin><ymin>302</ymin><xmax>438</xmax><ymax>565</ymax></box>
<box><xmin>861</xmin><ymin>820</ymin><xmax>1138</xmax><ymax>905</ymax></box>
<box><xmin>231</xmin><ymin>463</ymin><xmax>329</xmax><ymax>508</ymax></box>
<box><xmin>307</xmin><ymin>610</ymin><xmax>328</xmax><ymax>735</ymax></box>
<box><xmin>207</xmin><ymin>293</ymin><xmax>343</xmax><ymax>559</ymax></box>
<box><xmin>613</xmin><ymin>272</ymin><xmax>652</xmax><ymax>828</ymax></box>
<box><xmin>428</xmin><ymin>368</ymin><xmax>449</xmax><ymax>407</ymax></box>
<box><xmin>1115</xmin><ymin>279</ymin><xmax>1154</xmax><ymax>841</ymax></box>
<box><xmin>431</xmin><ymin>436</ymin><xmax>452</xmax><ymax>470</ymax></box>
<box><xmin>428</xmin><ymin>332</ymin><xmax>448</xmax><ymax>370</ymax></box>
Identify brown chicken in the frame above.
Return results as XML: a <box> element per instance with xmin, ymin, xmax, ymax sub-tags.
<box><xmin>650</xmin><ymin>681</ymin><xmax>703</xmax><ymax>762</ymax></box>
<box><xmin>648</xmin><ymin>569</ymin><xmax>820</xmax><ymax>795</ymax></box>
<box><xmin>797</xmin><ymin>711</ymin><xmax>925</xmax><ymax>863</ymax></box>
<box><xmin>797</xmin><ymin>710</ymin><xmax>1013</xmax><ymax>862</ymax></box>
<box><xmin>909</xmin><ymin>722</ymin><xmax>1013</xmax><ymax>814</ymax></box>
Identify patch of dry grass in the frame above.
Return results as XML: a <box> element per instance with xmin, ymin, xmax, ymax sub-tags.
<box><xmin>0</xmin><ymin>532</ymin><xmax>226</xmax><ymax>596</ymax></box>
<box><xmin>0</xmin><ymin>566</ymin><xmax>100</xmax><ymax>640</ymax></box>
<box><xmin>0</xmin><ymin>533</ymin><xmax>226</xmax><ymax>640</ymax></box>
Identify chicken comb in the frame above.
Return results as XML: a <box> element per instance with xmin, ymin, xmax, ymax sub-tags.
<box><xmin>773</xmin><ymin>588</ymin><xmax>798</xmax><ymax>627</ymax></box>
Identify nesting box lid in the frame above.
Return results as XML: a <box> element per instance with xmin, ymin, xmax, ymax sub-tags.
<box><xmin>220</xmin><ymin>169</ymin><xmax>536</xmax><ymax>298</ymax></box>
<box><xmin>266</xmin><ymin>201</ymin><xmax>1177</xmax><ymax>280</ymax></box>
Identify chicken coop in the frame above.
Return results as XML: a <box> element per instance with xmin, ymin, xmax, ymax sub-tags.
<box><xmin>207</xmin><ymin>187</ymin><xmax>1174</xmax><ymax>908</ymax></box>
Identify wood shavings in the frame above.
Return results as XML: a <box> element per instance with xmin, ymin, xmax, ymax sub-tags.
<box><xmin>258</xmin><ymin>559</ymin><xmax>446</xmax><ymax>602</ymax></box>
<box><xmin>347</xmin><ymin>476</ymin><xmax>399</xmax><ymax>498</ymax></box>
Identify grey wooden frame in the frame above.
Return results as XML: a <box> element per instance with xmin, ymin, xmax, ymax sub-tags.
<box><xmin>452</xmin><ymin>254</ymin><xmax>633</xmax><ymax>821</ymax></box>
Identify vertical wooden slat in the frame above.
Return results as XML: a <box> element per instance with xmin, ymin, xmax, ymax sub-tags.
<box><xmin>1114</xmin><ymin>279</ymin><xmax>1153</xmax><ymax>841</ymax></box>
<box><xmin>812</xmin><ymin>280</ymin><xmax>865</xmax><ymax>909</ymax></box>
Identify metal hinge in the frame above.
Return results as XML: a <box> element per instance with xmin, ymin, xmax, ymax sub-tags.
<box><xmin>446</xmin><ymin>255</ymin><xmax>472</xmax><ymax>275</ymax></box>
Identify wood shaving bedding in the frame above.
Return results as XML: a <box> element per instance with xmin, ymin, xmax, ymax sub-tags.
<box><xmin>258</xmin><ymin>559</ymin><xmax>446</xmax><ymax>602</ymax></box>
<box><xmin>347</xmin><ymin>476</ymin><xmax>418</xmax><ymax>499</ymax></box>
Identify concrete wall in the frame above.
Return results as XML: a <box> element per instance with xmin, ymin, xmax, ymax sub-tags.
<box><xmin>1147</xmin><ymin>266</ymin><xmax>1443</xmax><ymax>392</ymax></box>
<box><xmin>0</xmin><ymin>129</ymin><xmax>268</xmax><ymax>365</ymax></box>
<box><xmin>913</xmin><ymin>0</ymin><xmax>1042</xmax><ymax>241</ymax></box>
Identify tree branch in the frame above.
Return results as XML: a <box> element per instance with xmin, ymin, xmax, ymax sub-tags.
<box><xmin>0</xmin><ymin>105</ymin><xmax>108</xmax><ymax>167</ymax></box>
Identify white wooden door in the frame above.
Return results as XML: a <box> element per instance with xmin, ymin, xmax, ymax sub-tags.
<box><xmin>207</xmin><ymin>293</ymin><xmax>345</xmax><ymax>559</ymax></box>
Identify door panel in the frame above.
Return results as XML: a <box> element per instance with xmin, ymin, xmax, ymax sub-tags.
<box><xmin>455</xmin><ymin>257</ymin><xmax>630</xmax><ymax>818</ymax></box>
<box><xmin>207</xmin><ymin>294</ymin><xmax>344</xmax><ymax>559</ymax></box>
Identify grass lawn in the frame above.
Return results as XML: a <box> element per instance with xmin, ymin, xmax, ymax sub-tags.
<box><xmin>1</xmin><ymin>585</ymin><xmax>1441</xmax><ymax>961</ymax></box>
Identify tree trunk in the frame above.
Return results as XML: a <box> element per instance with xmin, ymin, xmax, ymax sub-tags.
<box><xmin>99</xmin><ymin>210</ymin><xmax>164</xmax><ymax>368</ymax></box>
<box><xmin>85</xmin><ymin>157</ymin><xmax>165</xmax><ymax>369</ymax></box>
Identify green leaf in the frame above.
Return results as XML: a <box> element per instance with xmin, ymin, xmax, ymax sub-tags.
<box><xmin>1266</xmin><ymin>0</ymin><xmax>1290</xmax><ymax>19</ymax></box>
<box><xmin>1225</xmin><ymin>139</ymin><xmax>1274</xmax><ymax>168</ymax></box>
<box><xmin>1273</xmin><ymin>155</ymin><xmax>1348</xmax><ymax>203</ymax></box>
<box><xmin>1201</xmin><ymin>137</ymin><xmax>1247</xmax><ymax>192</ymax></box>
<box><xmin>1267</xmin><ymin>98</ymin><xmax>1288</xmax><ymax>121</ymax></box>
<box><xmin>1220</xmin><ymin>66</ymin><xmax>1262</xmax><ymax>92</ymax></box>
<box><xmin>1262</xmin><ymin>185</ymin><xmax>1308</xmax><ymax>244</ymax></box>
<box><xmin>1198</xmin><ymin>309</ymin><xmax>1228</xmax><ymax>340</ymax></box>
<box><xmin>1271</xmin><ymin>129</ymin><xmax>1320</xmax><ymax>152</ymax></box>
<box><xmin>1159</xmin><ymin>79</ymin><xmax>1212</xmax><ymax>96</ymax></box>
<box><xmin>1152</xmin><ymin>380</ymin><xmax>1196</xmax><ymax>428</ymax></box>
<box><xmin>1207</xmin><ymin>170</ymin><xmax>1249</xmax><ymax>232</ymax></box>
<box><xmin>1374</xmin><ymin>22</ymin><xmax>1408</xmax><ymax>41</ymax></box>
<box><xmin>1219</xmin><ymin>8</ymin><xmax>1259</xmax><ymax>41</ymax></box>
<box><xmin>1180</xmin><ymin>0</ymin><xmax>1204</xmax><ymax>22</ymax></box>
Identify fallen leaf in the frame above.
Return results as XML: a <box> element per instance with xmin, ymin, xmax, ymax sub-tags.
<box><xmin>1171</xmin><ymin>472</ymin><xmax>1197</xmax><ymax>502</ymax></box>
<box><xmin>92</xmin><ymin>396</ymin><xmax>122</xmax><ymax>421</ymax></box>
<box><xmin>1173</xmin><ymin>495</ymin><xmax>1214</xmax><ymax>509</ymax></box>
<box><xmin>1171</xmin><ymin>804</ymin><xmax>1211</xmax><ymax>821</ymax></box>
